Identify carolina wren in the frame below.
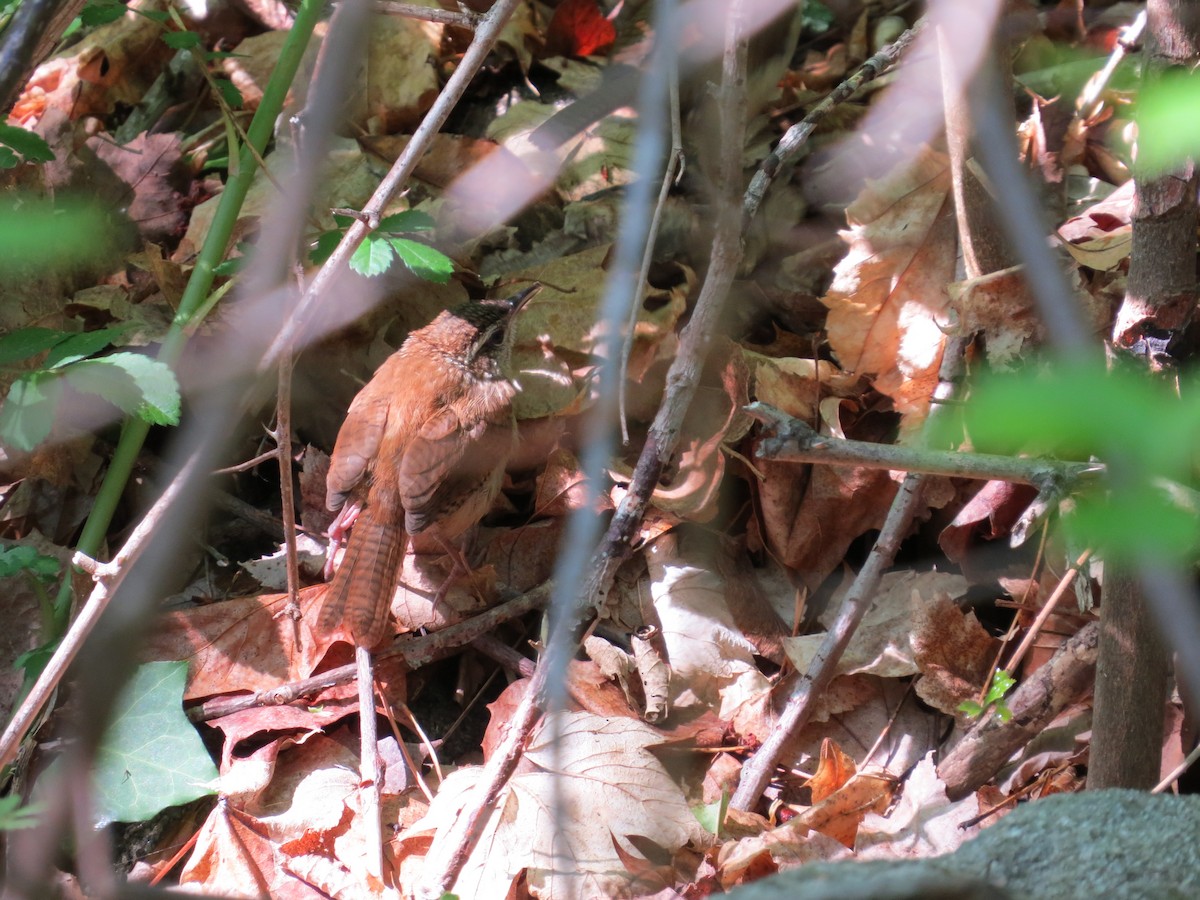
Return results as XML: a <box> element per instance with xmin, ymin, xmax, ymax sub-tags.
<box><xmin>319</xmin><ymin>283</ymin><xmax>541</xmax><ymax>648</ymax></box>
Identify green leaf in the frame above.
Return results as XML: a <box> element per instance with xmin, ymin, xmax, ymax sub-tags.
<box><xmin>93</xmin><ymin>661</ymin><xmax>218</xmax><ymax>824</ymax></box>
<box><xmin>958</xmin><ymin>700</ymin><xmax>984</xmax><ymax>719</ymax></box>
<box><xmin>0</xmin><ymin>124</ymin><xmax>55</xmax><ymax>163</ymax></box>
<box><xmin>388</xmin><ymin>237</ymin><xmax>454</xmax><ymax>283</ymax></box>
<box><xmin>801</xmin><ymin>0</ymin><xmax>834</xmax><ymax>34</ymax></box>
<box><xmin>309</xmin><ymin>229</ymin><xmax>342</xmax><ymax>266</ymax></box>
<box><xmin>692</xmin><ymin>792</ymin><xmax>730</xmax><ymax>836</ymax></box>
<box><xmin>0</xmin><ymin>374</ymin><xmax>62</xmax><ymax>451</ymax></box>
<box><xmin>0</xmin><ymin>148</ymin><xmax>17</xmax><ymax>169</ymax></box>
<box><xmin>1136</xmin><ymin>71</ymin><xmax>1200</xmax><ymax>175</ymax></box>
<box><xmin>162</xmin><ymin>30</ymin><xmax>202</xmax><ymax>49</ymax></box>
<box><xmin>137</xmin><ymin>7</ymin><xmax>169</xmax><ymax>21</ymax></box>
<box><xmin>44</xmin><ymin>325</ymin><xmax>128</xmax><ymax>368</ymax></box>
<box><xmin>378</xmin><ymin>210</ymin><xmax>435</xmax><ymax>234</ymax></box>
<box><xmin>64</xmin><ymin>353</ymin><xmax>181</xmax><ymax>426</ymax></box>
<box><xmin>983</xmin><ymin>669</ymin><xmax>1015</xmax><ymax>706</ymax></box>
<box><xmin>213</xmin><ymin>77</ymin><xmax>243</xmax><ymax>110</ymax></box>
<box><xmin>0</xmin><ymin>546</ymin><xmax>60</xmax><ymax>579</ymax></box>
<box><xmin>0</xmin><ymin>795</ymin><xmax>44</xmax><ymax>831</ymax></box>
<box><xmin>0</xmin><ymin>327</ymin><xmax>70</xmax><ymax>366</ymax></box>
<box><xmin>332</xmin><ymin>213</ymin><xmax>355</xmax><ymax>228</ymax></box>
<box><xmin>350</xmin><ymin>234</ymin><xmax>397</xmax><ymax>277</ymax></box>
<box><xmin>80</xmin><ymin>1</ymin><xmax>127</xmax><ymax>26</ymax></box>
<box><xmin>0</xmin><ymin>198</ymin><xmax>115</xmax><ymax>275</ymax></box>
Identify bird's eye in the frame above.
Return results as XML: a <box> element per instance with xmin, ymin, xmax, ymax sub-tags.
<box><xmin>484</xmin><ymin>326</ymin><xmax>505</xmax><ymax>348</ymax></box>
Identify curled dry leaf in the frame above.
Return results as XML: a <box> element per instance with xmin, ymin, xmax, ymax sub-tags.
<box><xmin>820</xmin><ymin>147</ymin><xmax>956</xmax><ymax>428</ymax></box>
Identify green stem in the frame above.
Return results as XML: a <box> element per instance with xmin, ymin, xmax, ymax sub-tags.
<box><xmin>53</xmin><ymin>0</ymin><xmax>323</xmax><ymax>631</ymax></box>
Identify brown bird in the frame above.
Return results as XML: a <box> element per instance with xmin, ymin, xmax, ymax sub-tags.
<box><xmin>320</xmin><ymin>283</ymin><xmax>541</xmax><ymax>648</ymax></box>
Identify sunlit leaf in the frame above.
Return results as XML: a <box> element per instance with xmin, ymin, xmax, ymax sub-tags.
<box><xmin>64</xmin><ymin>353</ymin><xmax>181</xmax><ymax>426</ymax></box>
<box><xmin>378</xmin><ymin>210</ymin><xmax>435</xmax><ymax>233</ymax></box>
<box><xmin>350</xmin><ymin>234</ymin><xmax>397</xmax><ymax>277</ymax></box>
<box><xmin>93</xmin><ymin>662</ymin><xmax>218</xmax><ymax>825</ymax></box>
<box><xmin>0</xmin><ymin>374</ymin><xmax>62</xmax><ymax>451</ymax></box>
<box><xmin>389</xmin><ymin>237</ymin><xmax>454</xmax><ymax>283</ymax></box>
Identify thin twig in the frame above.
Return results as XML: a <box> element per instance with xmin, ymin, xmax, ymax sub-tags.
<box><xmin>187</xmin><ymin>583</ymin><xmax>551</xmax><ymax>721</ymax></box>
<box><xmin>618</xmin><ymin>59</ymin><xmax>683</xmax><ymax>444</ymax></box>
<box><xmin>376</xmin><ymin>0</ymin><xmax>482</xmax><ymax>28</ymax></box>
<box><xmin>747</xmin><ymin>401</ymin><xmax>1101</xmax><ymax>487</ymax></box>
<box><xmin>1003</xmin><ymin>548</ymin><xmax>1093</xmax><ymax>677</ymax></box>
<box><xmin>743</xmin><ymin>19</ymin><xmax>925</xmax><ymax>222</ymax></box>
<box><xmin>356</xmin><ymin>646</ymin><xmax>383</xmax><ymax>880</ymax></box>
<box><xmin>1077</xmin><ymin>9</ymin><xmax>1146</xmax><ymax>120</ymax></box>
<box><xmin>212</xmin><ymin>448</ymin><xmax>280</xmax><ymax>475</ymax></box>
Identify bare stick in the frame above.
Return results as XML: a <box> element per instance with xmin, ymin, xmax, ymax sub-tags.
<box><xmin>376</xmin><ymin>0</ymin><xmax>482</xmax><ymax>28</ymax></box>
<box><xmin>357</xmin><ymin>646</ymin><xmax>383</xmax><ymax>880</ymax></box>
<box><xmin>188</xmin><ymin>583</ymin><xmax>550</xmax><ymax>721</ymax></box>
<box><xmin>1004</xmin><ymin>548</ymin><xmax>1093</xmax><ymax>676</ymax></box>
<box><xmin>743</xmin><ymin>20</ymin><xmax>924</xmax><ymax>222</ymax></box>
<box><xmin>747</xmin><ymin>401</ymin><xmax>1100</xmax><ymax>487</ymax></box>
<box><xmin>618</xmin><ymin>62</ymin><xmax>683</xmax><ymax>443</ymax></box>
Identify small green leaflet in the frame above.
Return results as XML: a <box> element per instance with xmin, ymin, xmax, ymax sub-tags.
<box><xmin>0</xmin><ymin>374</ymin><xmax>62</xmax><ymax>451</ymax></box>
<box><xmin>79</xmin><ymin>0</ymin><xmax>126</xmax><ymax>25</ymax></box>
<box><xmin>0</xmin><ymin>124</ymin><xmax>55</xmax><ymax>165</ymax></box>
<box><xmin>350</xmin><ymin>234</ymin><xmax>399</xmax><ymax>277</ymax></box>
<box><xmin>64</xmin><ymin>353</ymin><xmax>181</xmax><ymax>426</ymax></box>
<box><xmin>349</xmin><ymin>233</ymin><xmax>454</xmax><ymax>281</ymax></box>
<box><xmin>0</xmin><ymin>796</ymin><xmax>44</xmax><ymax>831</ymax></box>
<box><xmin>389</xmin><ymin>237</ymin><xmax>454</xmax><ymax>283</ymax></box>
<box><xmin>93</xmin><ymin>661</ymin><xmax>218</xmax><ymax>824</ymax></box>
<box><xmin>162</xmin><ymin>30</ymin><xmax>202</xmax><ymax>49</ymax></box>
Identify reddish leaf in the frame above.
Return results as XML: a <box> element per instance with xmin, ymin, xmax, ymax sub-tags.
<box><xmin>547</xmin><ymin>0</ymin><xmax>616</xmax><ymax>58</ymax></box>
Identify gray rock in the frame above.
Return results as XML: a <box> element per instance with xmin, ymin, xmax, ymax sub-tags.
<box><xmin>724</xmin><ymin>789</ymin><xmax>1200</xmax><ymax>900</ymax></box>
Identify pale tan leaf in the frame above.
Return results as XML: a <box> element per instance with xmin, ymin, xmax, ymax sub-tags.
<box><xmin>855</xmin><ymin>753</ymin><xmax>979</xmax><ymax>859</ymax></box>
<box><xmin>406</xmin><ymin>711</ymin><xmax>707</xmax><ymax>899</ymax></box>
<box><xmin>820</xmin><ymin>148</ymin><xmax>956</xmax><ymax>424</ymax></box>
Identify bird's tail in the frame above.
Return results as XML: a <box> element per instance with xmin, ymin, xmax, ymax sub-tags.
<box><xmin>319</xmin><ymin>511</ymin><xmax>404</xmax><ymax>648</ymax></box>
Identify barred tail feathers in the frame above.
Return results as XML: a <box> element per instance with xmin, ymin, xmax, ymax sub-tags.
<box><xmin>320</xmin><ymin>512</ymin><xmax>405</xmax><ymax>648</ymax></box>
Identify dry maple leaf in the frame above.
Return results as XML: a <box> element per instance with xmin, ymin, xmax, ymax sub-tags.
<box><xmin>401</xmin><ymin>710</ymin><xmax>708</xmax><ymax>898</ymax></box>
<box><xmin>821</xmin><ymin>147</ymin><xmax>956</xmax><ymax>428</ymax></box>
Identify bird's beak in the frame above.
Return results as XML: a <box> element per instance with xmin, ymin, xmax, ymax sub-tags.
<box><xmin>506</xmin><ymin>282</ymin><xmax>542</xmax><ymax>313</ymax></box>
